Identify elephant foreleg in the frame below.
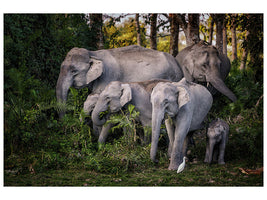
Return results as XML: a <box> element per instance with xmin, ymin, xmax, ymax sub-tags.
<box><xmin>165</xmin><ymin>118</ymin><xmax>175</xmax><ymax>158</ymax></box>
<box><xmin>207</xmin><ymin>141</ymin><xmax>215</xmax><ymax>164</ymax></box>
<box><xmin>204</xmin><ymin>140</ymin><xmax>211</xmax><ymax>163</ymax></box>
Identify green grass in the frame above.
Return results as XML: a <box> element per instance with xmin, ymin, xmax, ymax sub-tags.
<box><xmin>4</xmin><ymin>160</ymin><xmax>263</xmax><ymax>186</ymax></box>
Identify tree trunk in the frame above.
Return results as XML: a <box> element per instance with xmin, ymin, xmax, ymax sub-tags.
<box><xmin>89</xmin><ymin>14</ymin><xmax>104</xmax><ymax>49</ymax></box>
<box><xmin>214</xmin><ymin>14</ymin><xmax>225</xmax><ymax>54</ymax></box>
<box><xmin>240</xmin><ymin>30</ymin><xmax>250</xmax><ymax>71</ymax></box>
<box><xmin>208</xmin><ymin>17</ymin><xmax>214</xmax><ymax>44</ymax></box>
<box><xmin>135</xmin><ymin>14</ymin><xmax>142</xmax><ymax>46</ymax></box>
<box><xmin>176</xmin><ymin>14</ymin><xmax>199</xmax><ymax>47</ymax></box>
<box><xmin>169</xmin><ymin>14</ymin><xmax>179</xmax><ymax>57</ymax></box>
<box><xmin>223</xmin><ymin>18</ymin><xmax>228</xmax><ymax>55</ymax></box>
<box><xmin>150</xmin><ymin>14</ymin><xmax>158</xmax><ymax>50</ymax></box>
<box><xmin>231</xmin><ymin>14</ymin><xmax>238</xmax><ymax>60</ymax></box>
<box><xmin>186</xmin><ymin>14</ymin><xmax>200</xmax><ymax>46</ymax></box>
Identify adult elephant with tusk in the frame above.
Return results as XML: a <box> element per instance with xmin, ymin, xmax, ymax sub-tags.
<box><xmin>56</xmin><ymin>45</ymin><xmax>183</xmax><ymax>118</ymax></box>
<box><xmin>176</xmin><ymin>41</ymin><xmax>237</xmax><ymax>102</ymax></box>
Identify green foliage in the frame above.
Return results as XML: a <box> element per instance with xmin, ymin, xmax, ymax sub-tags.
<box><xmin>157</xmin><ymin>36</ymin><xmax>170</xmax><ymax>53</ymax></box>
<box><xmin>4</xmin><ymin>14</ymin><xmax>94</xmax><ymax>88</ymax></box>
<box><xmin>107</xmin><ymin>104</ymin><xmax>140</xmax><ymax>145</ymax></box>
<box><xmin>103</xmin><ymin>17</ymin><xmax>147</xmax><ymax>48</ymax></box>
<box><xmin>4</xmin><ymin>14</ymin><xmax>97</xmax><ymax>174</ymax></box>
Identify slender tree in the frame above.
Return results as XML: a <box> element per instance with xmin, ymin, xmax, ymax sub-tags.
<box><xmin>240</xmin><ymin>30</ymin><xmax>249</xmax><ymax>71</ymax></box>
<box><xmin>245</xmin><ymin>14</ymin><xmax>263</xmax><ymax>79</ymax></box>
<box><xmin>90</xmin><ymin>14</ymin><xmax>104</xmax><ymax>49</ymax></box>
<box><xmin>150</xmin><ymin>14</ymin><xmax>158</xmax><ymax>50</ymax></box>
<box><xmin>208</xmin><ymin>16</ymin><xmax>214</xmax><ymax>44</ymax></box>
<box><xmin>212</xmin><ymin>14</ymin><xmax>225</xmax><ymax>54</ymax></box>
<box><xmin>135</xmin><ymin>14</ymin><xmax>142</xmax><ymax>46</ymax></box>
<box><xmin>169</xmin><ymin>14</ymin><xmax>179</xmax><ymax>57</ymax></box>
<box><xmin>177</xmin><ymin>14</ymin><xmax>200</xmax><ymax>46</ymax></box>
<box><xmin>223</xmin><ymin>17</ymin><xmax>228</xmax><ymax>55</ymax></box>
<box><xmin>239</xmin><ymin>14</ymin><xmax>263</xmax><ymax>80</ymax></box>
<box><xmin>231</xmin><ymin>14</ymin><xmax>238</xmax><ymax>60</ymax></box>
<box><xmin>187</xmin><ymin>14</ymin><xmax>200</xmax><ymax>45</ymax></box>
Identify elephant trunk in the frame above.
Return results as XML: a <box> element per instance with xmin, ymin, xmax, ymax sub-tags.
<box><xmin>56</xmin><ymin>70</ymin><xmax>73</xmax><ymax>118</ymax></box>
<box><xmin>209</xmin><ymin>77</ymin><xmax>237</xmax><ymax>102</ymax></box>
<box><xmin>150</xmin><ymin>107</ymin><xmax>165</xmax><ymax>163</ymax></box>
<box><xmin>92</xmin><ymin>102</ymin><xmax>108</xmax><ymax>126</ymax></box>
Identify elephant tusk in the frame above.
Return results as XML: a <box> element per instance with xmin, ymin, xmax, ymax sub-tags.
<box><xmin>177</xmin><ymin>156</ymin><xmax>187</xmax><ymax>174</ymax></box>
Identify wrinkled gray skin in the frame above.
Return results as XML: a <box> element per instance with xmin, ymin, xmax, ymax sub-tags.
<box><xmin>91</xmin><ymin>80</ymin><xmax>171</xmax><ymax>144</ymax></box>
<box><xmin>151</xmin><ymin>78</ymin><xmax>213</xmax><ymax>170</ymax></box>
<box><xmin>56</xmin><ymin>45</ymin><xmax>183</xmax><ymax>118</ymax></box>
<box><xmin>204</xmin><ymin>118</ymin><xmax>229</xmax><ymax>164</ymax></box>
<box><xmin>176</xmin><ymin>41</ymin><xmax>237</xmax><ymax>102</ymax></box>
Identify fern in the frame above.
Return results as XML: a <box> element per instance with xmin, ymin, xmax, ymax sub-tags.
<box><xmin>106</xmin><ymin>104</ymin><xmax>140</xmax><ymax>145</ymax></box>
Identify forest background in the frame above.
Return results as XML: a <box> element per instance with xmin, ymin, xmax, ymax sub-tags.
<box><xmin>3</xmin><ymin>11</ymin><xmax>264</xmax><ymax>190</ymax></box>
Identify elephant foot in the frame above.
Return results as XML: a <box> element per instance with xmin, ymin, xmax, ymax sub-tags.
<box><xmin>168</xmin><ymin>161</ymin><xmax>180</xmax><ymax>171</ymax></box>
<box><xmin>168</xmin><ymin>165</ymin><xmax>178</xmax><ymax>171</ymax></box>
<box><xmin>168</xmin><ymin>155</ymin><xmax>184</xmax><ymax>171</ymax></box>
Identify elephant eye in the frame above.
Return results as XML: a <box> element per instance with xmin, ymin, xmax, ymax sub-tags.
<box><xmin>70</xmin><ymin>65</ymin><xmax>78</xmax><ymax>74</ymax></box>
<box><xmin>105</xmin><ymin>96</ymin><xmax>111</xmax><ymax>102</ymax></box>
<box><xmin>162</xmin><ymin>99</ymin><xmax>168</xmax><ymax>107</ymax></box>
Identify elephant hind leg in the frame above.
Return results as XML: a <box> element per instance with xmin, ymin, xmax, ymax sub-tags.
<box><xmin>168</xmin><ymin>108</ymin><xmax>192</xmax><ymax>171</ymax></box>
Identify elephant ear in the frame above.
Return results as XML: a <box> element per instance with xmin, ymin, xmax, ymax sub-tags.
<box><xmin>120</xmin><ymin>84</ymin><xmax>132</xmax><ymax>107</ymax></box>
<box><xmin>86</xmin><ymin>57</ymin><xmax>104</xmax><ymax>84</ymax></box>
<box><xmin>176</xmin><ymin>86</ymin><xmax>190</xmax><ymax>109</ymax></box>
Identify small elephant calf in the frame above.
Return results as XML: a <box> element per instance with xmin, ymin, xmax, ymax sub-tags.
<box><xmin>204</xmin><ymin>118</ymin><xmax>229</xmax><ymax>164</ymax></box>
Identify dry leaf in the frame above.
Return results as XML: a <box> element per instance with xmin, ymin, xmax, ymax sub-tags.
<box><xmin>239</xmin><ymin>167</ymin><xmax>263</xmax><ymax>175</ymax></box>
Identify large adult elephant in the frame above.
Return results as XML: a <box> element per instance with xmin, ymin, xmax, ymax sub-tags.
<box><xmin>150</xmin><ymin>78</ymin><xmax>213</xmax><ymax>171</ymax></box>
<box><xmin>56</xmin><ymin>45</ymin><xmax>183</xmax><ymax>118</ymax></box>
<box><xmin>176</xmin><ymin>41</ymin><xmax>237</xmax><ymax>102</ymax></box>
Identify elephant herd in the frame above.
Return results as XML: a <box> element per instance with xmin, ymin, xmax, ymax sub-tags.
<box><xmin>56</xmin><ymin>41</ymin><xmax>234</xmax><ymax>173</ymax></box>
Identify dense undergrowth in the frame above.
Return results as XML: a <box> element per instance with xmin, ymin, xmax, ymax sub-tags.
<box><xmin>4</xmin><ymin>60</ymin><xmax>263</xmax><ymax>180</ymax></box>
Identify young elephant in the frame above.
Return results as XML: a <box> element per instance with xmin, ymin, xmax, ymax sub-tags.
<box><xmin>204</xmin><ymin>118</ymin><xmax>229</xmax><ymax>164</ymax></box>
<box><xmin>91</xmin><ymin>79</ymin><xmax>171</xmax><ymax>144</ymax></box>
<box><xmin>151</xmin><ymin>78</ymin><xmax>213</xmax><ymax>171</ymax></box>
